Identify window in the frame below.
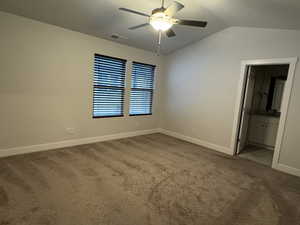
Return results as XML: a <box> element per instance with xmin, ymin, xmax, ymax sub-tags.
<box><xmin>130</xmin><ymin>62</ymin><xmax>155</xmax><ymax>116</ymax></box>
<box><xmin>93</xmin><ymin>54</ymin><xmax>126</xmax><ymax>118</ymax></box>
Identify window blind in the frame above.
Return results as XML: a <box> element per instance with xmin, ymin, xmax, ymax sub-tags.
<box><xmin>130</xmin><ymin>62</ymin><xmax>155</xmax><ymax>116</ymax></box>
<box><xmin>93</xmin><ymin>54</ymin><xmax>126</xmax><ymax>118</ymax></box>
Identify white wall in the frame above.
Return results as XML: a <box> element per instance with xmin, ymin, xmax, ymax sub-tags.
<box><xmin>163</xmin><ymin>27</ymin><xmax>300</xmax><ymax>171</ymax></box>
<box><xmin>0</xmin><ymin>12</ymin><xmax>164</xmax><ymax>150</ymax></box>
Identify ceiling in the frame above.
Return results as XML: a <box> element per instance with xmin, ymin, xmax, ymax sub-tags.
<box><xmin>1</xmin><ymin>0</ymin><xmax>300</xmax><ymax>54</ymax></box>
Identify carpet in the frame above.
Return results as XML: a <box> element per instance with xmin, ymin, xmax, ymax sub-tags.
<box><xmin>0</xmin><ymin>133</ymin><xmax>300</xmax><ymax>225</ymax></box>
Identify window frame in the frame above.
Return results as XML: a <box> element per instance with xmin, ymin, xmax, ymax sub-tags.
<box><xmin>92</xmin><ymin>54</ymin><xmax>127</xmax><ymax>119</ymax></box>
<box><xmin>129</xmin><ymin>61</ymin><xmax>156</xmax><ymax>116</ymax></box>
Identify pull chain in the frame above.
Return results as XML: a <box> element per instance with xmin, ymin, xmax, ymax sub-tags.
<box><xmin>157</xmin><ymin>30</ymin><xmax>162</xmax><ymax>55</ymax></box>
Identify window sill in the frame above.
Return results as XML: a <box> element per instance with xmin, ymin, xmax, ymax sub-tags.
<box><xmin>129</xmin><ymin>113</ymin><xmax>152</xmax><ymax>117</ymax></box>
<box><xmin>93</xmin><ymin>115</ymin><xmax>124</xmax><ymax>119</ymax></box>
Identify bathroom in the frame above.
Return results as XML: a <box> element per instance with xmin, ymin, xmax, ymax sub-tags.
<box><xmin>238</xmin><ymin>64</ymin><xmax>289</xmax><ymax>166</ymax></box>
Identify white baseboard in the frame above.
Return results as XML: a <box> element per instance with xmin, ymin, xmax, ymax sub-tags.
<box><xmin>159</xmin><ymin>129</ymin><xmax>233</xmax><ymax>155</ymax></box>
<box><xmin>2</xmin><ymin>127</ymin><xmax>298</xmax><ymax>177</ymax></box>
<box><xmin>0</xmin><ymin>128</ymin><xmax>161</xmax><ymax>158</ymax></box>
<box><xmin>273</xmin><ymin>163</ymin><xmax>300</xmax><ymax>177</ymax></box>
<box><xmin>159</xmin><ymin>129</ymin><xmax>300</xmax><ymax>177</ymax></box>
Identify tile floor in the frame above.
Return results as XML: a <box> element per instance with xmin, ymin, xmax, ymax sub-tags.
<box><xmin>239</xmin><ymin>145</ymin><xmax>274</xmax><ymax>166</ymax></box>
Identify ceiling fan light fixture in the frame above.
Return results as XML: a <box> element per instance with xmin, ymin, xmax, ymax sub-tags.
<box><xmin>149</xmin><ymin>12</ymin><xmax>173</xmax><ymax>31</ymax></box>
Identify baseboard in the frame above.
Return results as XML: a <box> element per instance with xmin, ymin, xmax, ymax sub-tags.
<box><xmin>0</xmin><ymin>128</ymin><xmax>161</xmax><ymax>158</ymax></box>
<box><xmin>159</xmin><ymin>129</ymin><xmax>233</xmax><ymax>155</ymax></box>
<box><xmin>273</xmin><ymin>163</ymin><xmax>300</xmax><ymax>177</ymax></box>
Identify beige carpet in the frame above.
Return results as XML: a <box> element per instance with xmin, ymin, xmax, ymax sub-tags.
<box><xmin>0</xmin><ymin>133</ymin><xmax>300</xmax><ymax>225</ymax></box>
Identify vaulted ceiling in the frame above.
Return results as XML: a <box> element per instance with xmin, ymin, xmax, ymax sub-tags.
<box><xmin>1</xmin><ymin>0</ymin><xmax>300</xmax><ymax>54</ymax></box>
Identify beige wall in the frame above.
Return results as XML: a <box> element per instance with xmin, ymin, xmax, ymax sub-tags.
<box><xmin>163</xmin><ymin>27</ymin><xmax>300</xmax><ymax>170</ymax></box>
<box><xmin>0</xmin><ymin>12</ymin><xmax>164</xmax><ymax>150</ymax></box>
<box><xmin>1</xmin><ymin>11</ymin><xmax>300</xmax><ymax>175</ymax></box>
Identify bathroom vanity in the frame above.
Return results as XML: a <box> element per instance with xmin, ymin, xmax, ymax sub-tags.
<box><xmin>247</xmin><ymin>114</ymin><xmax>279</xmax><ymax>149</ymax></box>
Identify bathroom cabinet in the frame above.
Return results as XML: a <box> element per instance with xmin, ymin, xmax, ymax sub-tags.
<box><xmin>247</xmin><ymin>115</ymin><xmax>279</xmax><ymax>148</ymax></box>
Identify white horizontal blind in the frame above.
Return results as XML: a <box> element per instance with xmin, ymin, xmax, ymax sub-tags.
<box><xmin>130</xmin><ymin>62</ymin><xmax>155</xmax><ymax>116</ymax></box>
<box><xmin>93</xmin><ymin>54</ymin><xmax>126</xmax><ymax>118</ymax></box>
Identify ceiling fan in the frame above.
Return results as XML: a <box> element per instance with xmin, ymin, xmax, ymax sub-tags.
<box><xmin>119</xmin><ymin>0</ymin><xmax>208</xmax><ymax>53</ymax></box>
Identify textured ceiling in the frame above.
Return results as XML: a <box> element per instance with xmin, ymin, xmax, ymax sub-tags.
<box><xmin>0</xmin><ymin>0</ymin><xmax>300</xmax><ymax>54</ymax></box>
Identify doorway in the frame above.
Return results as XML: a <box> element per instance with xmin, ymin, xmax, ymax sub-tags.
<box><xmin>232</xmin><ymin>58</ymin><xmax>297</xmax><ymax>168</ymax></box>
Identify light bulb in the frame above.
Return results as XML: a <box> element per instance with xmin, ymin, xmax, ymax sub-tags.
<box><xmin>150</xmin><ymin>12</ymin><xmax>173</xmax><ymax>31</ymax></box>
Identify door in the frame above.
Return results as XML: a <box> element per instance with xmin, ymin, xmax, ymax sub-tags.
<box><xmin>236</xmin><ymin>66</ymin><xmax>255</xmax><ymax>154</ymax></box>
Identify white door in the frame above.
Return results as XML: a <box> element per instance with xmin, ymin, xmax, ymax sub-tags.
<box><xmin>236</xmin><ymin>66</ymin><xmax>255</xmax><ymax>154</ymax></box>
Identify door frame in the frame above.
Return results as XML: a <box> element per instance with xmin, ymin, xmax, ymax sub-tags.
<box><xmin>231</xmin><ymin>57</ymin><xmax>298</xmax><ymax>169</ymax></box>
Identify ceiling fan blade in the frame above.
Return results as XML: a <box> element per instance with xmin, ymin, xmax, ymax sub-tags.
<box><xmin>175</xmin><ymin>19</ymin><xmax>207</xmax><ymax>27</ymax></box>
<box><xmin>164</xmin><ymin>1</ymin><xmax>184</xmax><ymax>17</ymax></box>
<box><xmin>119</xmin><ymin>8</ymin><xmax>150</xmax><ymax>17</ymax></box>
<box><xmin>128</xmin><ymin>23</ymin><xmax>150</xmax><ymax>30</ymax></box>
<box><xmin>166</xmin><ymin>29</ymin><xmax>176</xmax><ymax>37</ymax></box>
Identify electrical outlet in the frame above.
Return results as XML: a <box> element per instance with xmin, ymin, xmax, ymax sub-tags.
<box><xmin>66</xmin><ymin>128</ymin><xmax>76</xmax><ymax>135</ymax></box>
